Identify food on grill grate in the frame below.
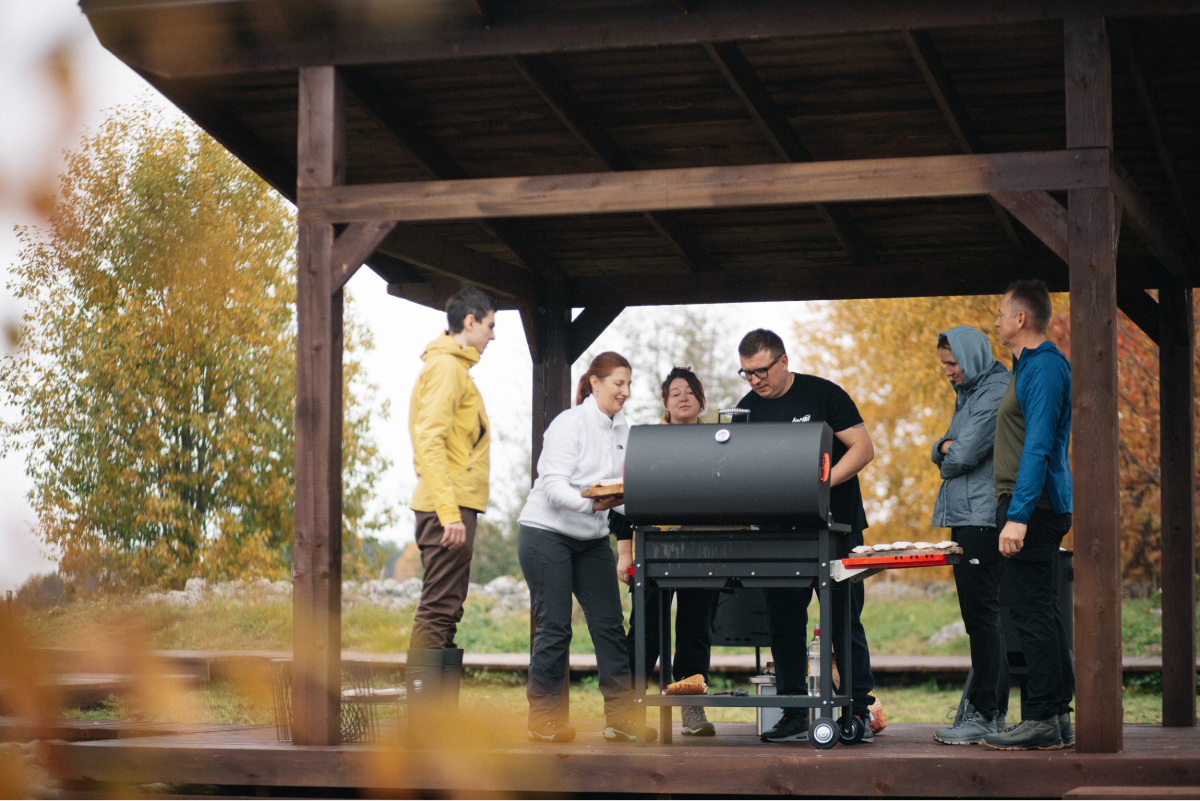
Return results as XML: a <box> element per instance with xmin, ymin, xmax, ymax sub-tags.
<box><xmin>665</xmin><ymin>674</ymin><xmax>708</xmax><ymax>695</ymax></box>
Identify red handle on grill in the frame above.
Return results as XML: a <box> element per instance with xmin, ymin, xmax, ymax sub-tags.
<box><xmin>819</xmin><ymin>452</ymin><xmax>831</xmax><ymax>482</ymax></box>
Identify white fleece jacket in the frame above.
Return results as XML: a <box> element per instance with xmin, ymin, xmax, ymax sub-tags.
<box><xmin>518</xmin><ymin>394</ymin><xmax>628</xmax><ymax>540</ymax></box>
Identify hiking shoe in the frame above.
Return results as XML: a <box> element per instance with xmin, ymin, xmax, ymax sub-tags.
<box><xmin>934</xmin><ymin>707</ymin><xmax>997</xmax><ymax>745</ymax></box>
<box><xmin>760</xmin><ymin>714</ymin><xmax>809</xmax><ymax>743</ymax></box>
<box><xmin>1059</xmin><ymin>712</ymin><xmax>1074</xmax><ymax>748</ymax></box>
<box><xmin>527</xmin><ymin>719</ymin><xmax>576</xmax><ymax>743</ymax></box>
<box><xmin>681</xmin><ymin>706</ymin><xmax>715</xmax><ymax>736</ymax></box>
<box><xmin>604</xmin><ymin>719</ymin><xmax>657</xmax><ymax>743</ymax></box>
<box><xmin>983</xmin><ymin>718</ymin><xmax>1064</xmax><ymax>751</ymax></box>
<box><xmin>860</xmin><ymin>725</ymin><xmax>874</xmax><ymax>744</ymax></box>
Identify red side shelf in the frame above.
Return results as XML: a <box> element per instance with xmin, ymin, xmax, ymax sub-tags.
<box><xmin>840</xmin><ymin>553</ymin><xmax>951</xmax><ymax>569</ymax></box>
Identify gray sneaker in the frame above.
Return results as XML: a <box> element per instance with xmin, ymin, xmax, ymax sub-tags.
<box><xmin>933</xmin><ymin>706</ymin><xmax>997</xmax><ymax>745</ymax></box>
<box><xmin>983</xmin><ymin>718</ymin><xmax>1064</xmax><ymax>751</ymax></box>
<box><xmin>680</xmin><ymin>706</ymin><xmax>715</xmax><ymax>736</ymax></box>
<box><xmin>1059</xmin><ymin>712</ymin><xmax>1074</xmax><ymax>747</ymax></box>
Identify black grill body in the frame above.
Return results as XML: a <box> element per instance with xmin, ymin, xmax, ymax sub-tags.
<box><xmin>623</xmin><ymin>422</ymin><xmax>832</xmax><ymax>527</ymax></box>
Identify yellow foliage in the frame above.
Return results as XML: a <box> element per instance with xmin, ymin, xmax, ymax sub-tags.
<box><xmin>0</xmin><ymin>103</ymin><xmax>390</xmax><ymax>590</ymax></box>
<box><xmin>795</xmin><ymin>296</ymin><xmax>1006</xmax><ymax>548</ymax></box>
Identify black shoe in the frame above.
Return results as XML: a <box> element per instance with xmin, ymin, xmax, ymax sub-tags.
<box><xmin>528</xmin><ymin>719</ymin><xmax>576</xmax><ymax>743</ymax></box>
<box><xmin>604</xmin><ymin>719</ymin><xmax>657</xmax><ymax>743</ymax></box>
<box><xmin>760</xmin><ymin>714</ymin><xmax>809</xmax><ymax>743</ymax></box>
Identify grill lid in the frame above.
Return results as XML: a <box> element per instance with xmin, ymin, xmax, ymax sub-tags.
<box><xmin>623</xmin><ymin>421</ymin><xmax>832</xmax><ymax>526</ymax></box>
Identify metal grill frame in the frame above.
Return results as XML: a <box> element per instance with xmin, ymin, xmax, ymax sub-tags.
<box><xmin>631</xmin><ymin>523</ymin><xmax>855</xmax><ymax>747</ymax></box>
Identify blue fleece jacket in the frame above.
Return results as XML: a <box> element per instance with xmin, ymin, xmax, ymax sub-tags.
<box><xmin>1007</xmin><ymin>340</ymin><xmax>1073</xmax><ymax>523</ymax></box>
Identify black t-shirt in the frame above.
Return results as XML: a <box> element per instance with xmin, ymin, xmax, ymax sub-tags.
<box><xmin>738</xmin><ymin>373</ymin><xmax>869</xmax><ymax>532</ymax></box>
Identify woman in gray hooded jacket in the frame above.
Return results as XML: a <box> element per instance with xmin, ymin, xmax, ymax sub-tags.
<box><xmin>930</xmin><ymin>325</ymin><xmax>1012</xmax><ymax>746</ymax></box>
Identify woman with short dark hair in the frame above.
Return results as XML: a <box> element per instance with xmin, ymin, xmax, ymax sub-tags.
<box><xmin>517</xmin><ymin>352</ymin><xmax>655</xmax><ymax>744</ymax></box>
<box><xmin>613</xmin><ymin>366</ymin><xmax>718</xmax><ymax>737</ymax></box>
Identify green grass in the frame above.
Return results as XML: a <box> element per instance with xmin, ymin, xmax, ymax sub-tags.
<box><xmin>59</xmin><ymin>676</ymin><xmax>1176</xmax><ymax>726</ymax></box>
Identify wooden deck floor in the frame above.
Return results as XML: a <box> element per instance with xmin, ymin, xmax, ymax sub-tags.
<box><xmin>36</xmin><ymin>719</ymin><xmax>1200</xmax><ymax>798</ymax></box>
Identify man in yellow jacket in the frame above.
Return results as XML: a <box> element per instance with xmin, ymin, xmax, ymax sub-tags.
<box><xmin>406</xmin><ymin>285</ymin><xmax>495</xmax><ymax>712</ymax></box>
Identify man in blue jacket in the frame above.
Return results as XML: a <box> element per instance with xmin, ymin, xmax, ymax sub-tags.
<box><xmin>930</xmin><ymin>326</ymin><xmax>1012</xmax><ymax>745</ymax></box>
<box><xmin>982</xmin><ymin>280</ymin><xmax>1074</xmax><ymax>751</ymax></box>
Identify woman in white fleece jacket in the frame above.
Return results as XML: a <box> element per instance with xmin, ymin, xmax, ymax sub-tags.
<box><xmin>517</xmin><ymin>352</ymin><xmax>654</xmax><ymax>745</ymax></box>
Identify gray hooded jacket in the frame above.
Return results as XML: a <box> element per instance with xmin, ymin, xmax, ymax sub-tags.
<box><xmin>931</xmin><ymin>326</ymin><xmax>1012</xmax><ymax>529</ymax></box>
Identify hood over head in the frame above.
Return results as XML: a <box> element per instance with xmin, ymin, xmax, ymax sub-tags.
<box><xmin>940</xmin><ymin>325</ymin><xmax>996</xmax><ymax>390</ymax></box>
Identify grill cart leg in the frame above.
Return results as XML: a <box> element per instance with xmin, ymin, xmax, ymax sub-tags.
<box><xmin>818</xmin><ymin>528</ymin><xmax>835</xmax><ymax>725</ymax></box>
<box><xmin>633</xmin><ymin>528</ymin><xmax>648</xmax><ymax>747</ymax></box>
<box><xmin>659</xmin><ymin>586</ymin><xmax>673</xmax><ymax>744</ymax></box>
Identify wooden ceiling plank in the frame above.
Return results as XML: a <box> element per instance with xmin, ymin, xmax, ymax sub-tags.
<box><xmin>704</xmin><ymin>41</ymin><xmax>877</xmax><ymax>267</ymax></box>
<box><xmin>331</xmin><ymin>220</ymin><xmax>398</xmax><ymax>291</ymax></box>
<box><xmin>1110</xmin><ymin>156</ymin><xmax>1193</xmax><ymax>278</ymax></box>
<box><xmin>340</xmin><ymin>66</ymin><xmax>564</xmax><ymax>280</ymax></box>
<box><xmin>568</xmin><ymin>307</ymin><xmax>625</xmax><ymax>363</ymax></box>
<box><xmin>1110</xmin><ymin>20</ymin><xmax>1198</xmax><ymax>248</ymax></box>
<box><xmin>903</xmin><ymin>29</ymin><xmax>1032</xmax><ymax>257</ymax></box>
<box><xmin>512</xmin><ymin>54</ymin><xmax>721</xmax><ymax>273</ymax></box>
<box><xmin>297</xmin><ymin>148</ymin><xmax>1112</xmax><ymax>224</ymax></box>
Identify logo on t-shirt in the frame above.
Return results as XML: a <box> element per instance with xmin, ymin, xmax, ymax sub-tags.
<box><xmin>792</xmin><ymin>415</ymin><xmax>811</xmax><ymax>423</ymax></box>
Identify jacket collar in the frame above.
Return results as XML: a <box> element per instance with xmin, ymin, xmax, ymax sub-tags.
<box><xmin>583</xmin><ymin>393</ymin><xmax>626</xmax><ymax>429</ymax></box>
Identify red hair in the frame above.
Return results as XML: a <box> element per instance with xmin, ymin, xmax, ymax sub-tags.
<box><xmin>576</xmin><ymin>352</ymin><xmax>632</xmax><ymax>405</ymax></box>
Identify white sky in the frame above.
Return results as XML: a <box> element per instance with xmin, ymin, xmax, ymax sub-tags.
<box><xmin>0</xmin><ymin>0</ymin><xmax>814</xmax><ymax>593</ymax></box>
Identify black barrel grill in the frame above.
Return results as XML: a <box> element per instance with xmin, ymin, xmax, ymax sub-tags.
<box><xmin>624</xmin><ymin>421</ymin><xmax>861</xmax><ymax>749</ymax></box>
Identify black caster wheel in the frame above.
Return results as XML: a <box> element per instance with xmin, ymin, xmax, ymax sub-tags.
<box><xmin>809</xmin><ymin>717</ymin><xmax>839</xmax><ymax>750</ymax></box>
<box><xmin>839</xmin><ymin>713</ymin><xmax>865</xmax><ymax>745</ymax></box>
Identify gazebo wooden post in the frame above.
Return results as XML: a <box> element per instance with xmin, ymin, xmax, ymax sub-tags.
<box><xmin>1159</xmin><ymin>275</ymin><xmax>1196</xmax><ymax>727</ymax></box>
<box><xmin>528</xmin><ymin>279</ymin><xmax>573</xmax><ymax>719</ymax></box>
<box><xmin>292</xmin><ymin>65</ymin><xmax>346</xmax><ymax>746</ymax></box>
<box><xmin>1065</xmin><ymin>17</ymin><xmax>1124</xmax><ymax>754</ymax></box>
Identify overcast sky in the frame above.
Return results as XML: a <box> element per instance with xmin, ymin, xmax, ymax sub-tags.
<box><xmin>0</xmin><ymin>0</ymin><xmax>815</xmax><ymax>594</ymax></box>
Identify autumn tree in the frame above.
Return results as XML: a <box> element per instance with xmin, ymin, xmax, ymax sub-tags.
<box><xmin>794</xmin><ymin>295</ymin><xmax>1048</xmax><ymax>552</ymax></box>
<box><xmin>798</xmin><ymin>292</ymin><xmax>1199</xmax><ymax>588</ymax></box>
<box><xmin>0</xmin><ymin>105</ymin><xmax>391</xmax><ymax>590</ymax></box>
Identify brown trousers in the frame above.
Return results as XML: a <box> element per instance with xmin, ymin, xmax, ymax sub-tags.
<box><xmin>410</xmin><ymin>508</ymin><xmax>478</xmax><ymax>650</ymax></box>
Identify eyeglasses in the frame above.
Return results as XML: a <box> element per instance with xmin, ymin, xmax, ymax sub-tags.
<box><xmin>737</xmin><ymin>353</ymin><xmax>783</xmax><ymax>382</ymax></box>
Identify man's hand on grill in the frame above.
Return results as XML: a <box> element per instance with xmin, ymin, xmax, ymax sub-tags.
<box><xmin>592</xmin><ymin>494</ymin><xmax>624</xmax><ymax>512</ymax></box>
<box><xmin>998</xmin><ymin>520</ymin><xmax>1027</xmax><ymax>557</ymax></box>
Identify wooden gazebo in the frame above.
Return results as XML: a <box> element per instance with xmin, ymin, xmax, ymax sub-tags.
<box><xmin>78</xmin><ymin>0</ymin><xmax>1196</xmax><ymax>775</ymax></box>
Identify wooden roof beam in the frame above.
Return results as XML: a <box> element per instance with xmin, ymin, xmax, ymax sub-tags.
<box><xmin>704</xmin><ymin>41</ymin><xmax>877</xmax><ymax>267</ymax></box>
<box><xmin>84</xmin><ymin>1</ymin><xmax>1200</xmax><ymax>80</ymax></box>
<box><xmin>298</xmin><ymin>149</ymin><xmax>1112</xmax><ymax>224</ymax></box>
<box><xmin>902</xmin><ymin>29</ymin><xmax>1032</xmax><ymax>257</ymax></box>
<box><xmin>340</xmin><ymin>67</ymin><xmax>563</xmax><ymax>281</ymax></box>
<box><xmin>1110</xmin><ymin>156</ymin><xmax>1194</xmax><ymax>278</ymax></box>
<box><xmin>568</xmin><ymin>307</ymin><xmax>625</xmax><ymax>363</ymax></box>
<box><xmin>512</xmin><ymin>55</ymin><xmax>720</xmax><ymax>273</ymax></box>
<box><xmin>1110</xmin><ymin>20</ymin><xmax>1198</xmax><ymax>249</ymax></box>
<box><xmin>375</xmin><ymin>222</ymin><xmax>537</xmax><ymax>300</ymax></box>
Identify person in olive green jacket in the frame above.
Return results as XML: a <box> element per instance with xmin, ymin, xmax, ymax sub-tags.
<box><xmin>409</xmin><ymin>285</ymin><xmax>495</xmax><ymax>655</ymax></box>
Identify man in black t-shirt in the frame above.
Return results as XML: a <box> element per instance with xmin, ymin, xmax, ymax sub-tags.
<box><xmin>736</xmin><ymin>329</ymin><xmax>878</xmax><ymax>744</ymax></box>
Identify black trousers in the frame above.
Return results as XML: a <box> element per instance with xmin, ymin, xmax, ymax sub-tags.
<box><xmin>997</xmin><ymin>496</ymin><xmax>1074</xmax><ymax>721</ymax></box>
<box><xmin>765</xmin><ymin>529</ymin><xmax>875</xmax><ymax>718</ymax></box>
<box><xmin>951</xmin><ymin>525</ymin><xmax>1010</xmax><ymax>718</ymax></box>
<box><xmin>626</xmin><ymin>588</ymin><xmax>717</xmax><ymax>684</ymax></box>
<box><xmin>518</xmin><ymin>525</ymin><xmax>633</xmax><ymax>728</ymax></box>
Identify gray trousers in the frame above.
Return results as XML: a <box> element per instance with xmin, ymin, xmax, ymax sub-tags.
<box><xmin>518</xmin><ymin>525</ymin><xmax>633</xmax><ymax>728</ymax></box>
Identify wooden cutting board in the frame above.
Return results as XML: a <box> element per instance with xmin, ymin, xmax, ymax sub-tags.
<box><xmin>580</xmin><ymin>482</ymin><xmax>624</xmax><ymax>498</ymax></box>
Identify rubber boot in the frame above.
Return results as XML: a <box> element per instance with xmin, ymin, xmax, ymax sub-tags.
<box><xmin>405</xmin><ymin>648</ymin><xmax>446</xmax><ymax>729</ymax></box>
<box><xmin>442</xmin><ymin>648</ymin><xmax>464</xmax><ymax>709</ymax></box>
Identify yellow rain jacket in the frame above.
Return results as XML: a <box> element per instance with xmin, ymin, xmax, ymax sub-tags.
<box><xmin>409</xmin><ymin>334</ymin><xmax>490</xmax><ymax>525</ymax></box>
